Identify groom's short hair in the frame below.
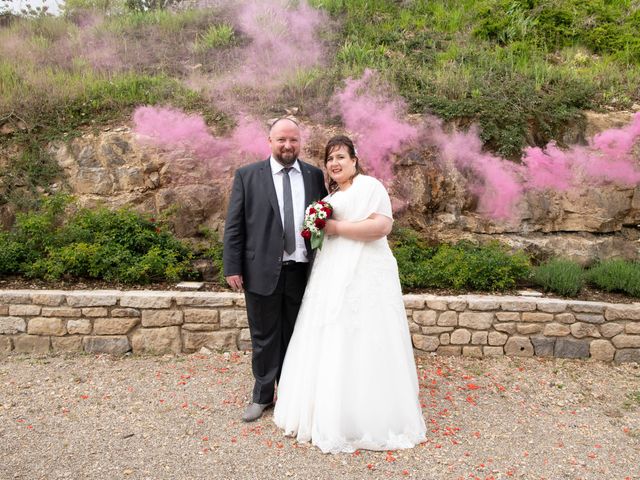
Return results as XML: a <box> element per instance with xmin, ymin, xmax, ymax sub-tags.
<box><xmin>269</xmin><ymin>117</ymin><xmax>300</xmax><ymax>132</ymax></box>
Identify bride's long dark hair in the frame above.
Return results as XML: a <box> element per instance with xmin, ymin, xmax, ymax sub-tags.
<box><xmin>324</xmin><ymin>135</ymin><xmax>365</xmax><ymax>193</ymax></box>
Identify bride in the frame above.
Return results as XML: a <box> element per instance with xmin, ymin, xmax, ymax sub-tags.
<box><xmin>273</xmin><ymin>135</ymin><xmax>427</xmax><ymax>453</ymax></box>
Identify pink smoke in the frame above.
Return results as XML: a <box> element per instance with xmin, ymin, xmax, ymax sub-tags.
<box><xmin>524</xmin><ymin>112</ymin><xmax>640</xmax><ymax>191</ymax></box>
<box><xmin>335</xmin><ymin>70</ymin><xmax>419</xmax><ymax>183</ymax></box>
<box><xmin>236</xmin><ymin>0</ymin><xmax>325</xmax><ymax>85</ymax></box>
<box><xmin>133</xmin><ymin>107</ymin><xmax>270</xmax><ymax>168</ymax></box>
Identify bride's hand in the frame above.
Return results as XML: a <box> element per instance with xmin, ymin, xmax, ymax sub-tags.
<box><xmin>324</xmin><ymin>219</ymin><xmax>339</xmax><ymax>236</ymax></box>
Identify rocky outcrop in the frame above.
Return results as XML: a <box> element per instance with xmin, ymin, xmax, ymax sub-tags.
<box><xmin>28</xmin><ymin>110</ymin><xmax>639</xmax><ymax>263</ymax></box>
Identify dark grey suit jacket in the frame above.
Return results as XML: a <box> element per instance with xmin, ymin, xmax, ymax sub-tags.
<box><xmin>223</xmin><ymin>159</ymin><xmax>328</xmax><ymax>296</ymax></box>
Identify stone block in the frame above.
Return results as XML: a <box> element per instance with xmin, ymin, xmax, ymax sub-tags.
<box><xmin>111</xmin><ymin>308</ymin><xmax>141</xmax><ymax>318</ymax></box>
<box><xmin>569</xmin><ymin>302</ymin><xmax>605</xmax><ymax>314</ymax></box>
<box><xmin>184</xmin><ymin>309</ymin><xmax>220</xmax><ymax>324</ymax></box>
<box><xmin>522</xmin><ymin>312</ymin><xmax>554</xmax><ymax>323</ymax></box>
<box><xmin>589</xmin><ymin>339</ymin><xmax>615</xmax><ymax>362</ymax></box>
<box><xmin>436</xmin><ymin>346</ymin><xmax>461</xmax><ymax>356</ymax></box>
<box><xmin>451</xmin><ymin>329</ymin><xmax>471</xmax><ymax>345</ymax></box>
<box><xmin>41</xmin><ymin>308</ymin><xmax>81</xmax><ymax>318</ymax></box>
<box><xmin>463</xmin><ymin>346</ymin><xmax>483</xmax><ymax>358</ymax></box>
<box><xmin>0</xmin><ymin>306</ymin><xmax>7</xmax><ymax>315</ymax></box>
<box><xmin>471</xmin><ymin>331</ymin><xmax>488</xmax><ymax>345</ymax></box>
<box><xmin>426</xmin><ymin>300</ymin><xmax>448</xmax><ymax>311</ymax></box>
<box><xmin>536</xmin><ymin>301</ymin><xmax>567</xmax><ymax>313</ymax></box>
<box><xmin>0</xmin><ymin>292</ymin><xmax>32</xmax><ymax>303</ymax></box>
<box><xmin>0</xmin><ymin>317</ymin><xmax>26</xmax><ymax>334</ymax></box>
<box><xmin>131</xmin><ymin>326</ymin><xmax>182</xmax><ymax>354</ymax></box>
<box><xmin>447</xmin><ymin>301</ymin><xmax>467</xmax><ymax>312</ymax></box>
<box><xmin>575</xmin><ymin>314</ymin><xmax>605</xmax><ymax>324</ymax></box>
<box><xmin>27</xmin><ymin>318</ymin><xmax>66</xmax><ymax>336</ymax></box>
<box><xmin>437</xmin><ymin>311</ymin><xmax>458</xmax><ymax>326</ymax></box>
<box><xmin>611</xmin><ymin>334</ymin><xmax>640</xmax><ymax>349</ymax></box>
<box><xmin>182</xmin><ymin>323</ymin><xmax>219</xmax><ymax>332</ymax></box>
<box><xmin>459</xmin><ymin>312</ymin><xmax>494</xmax><ymax>330</ymax></box>
<box><xmin>504</xmin><ymin>336</ymin><xmax>534</xmax><ymax>357</ymax></box>
<box><xmin>517</xmin><ymin>323</ymin><xmax>543</xmax><ymax>335</ymax></box>
<box><xmin>570</xmin><ymin>322</ymin><xmax>601</xmax><ymax>339</ymax></box>
<box><xmin>403</xmin><ymin>295</ymin><xmax>425</xmax><ymax>309</ymax></box>
<box><xmin>531</xmin><ymin>336</ymin><xmax>556</xmax><ymax>357</ymax></box>
<box><xmin>495</xmin><ymin>312</ymin><xmax>520</xmax><ymax>322</ymax></box>
<box><xmin>238</xmin><ymin>328</ymin><xmax>252</xmax><ymax>350</ymax></box>
<box><xmin>483</xmin><ymin>346</ymin><xmax>504</xmax><ymax>356</ymax></box>
<box><xmin>412</xmin><ymin>334</ymin><xmax>439</xmax><ymax>352</ymax></box>
<box><xmin>81</xmin><ymin>308</ymin><xmax>108</xmax><ymax>317</ymax></box>
<box><xmin>67</xmin><ymin>319</ymin><xmax>92</xmax><ymax>335</ymax></box>
<box><xmin>494</xmin><ymin>322</ymin><xmax>516</xmax><ymax>334</ymax></box>
<box><xmin>0</xmin><ymin>336</ymin><xmax>12</xmax><ymax>354</ymax></box>
<box><xmin>31</xmin><ymin>293</ymin><xmax>65</xmax><ymax>306</ymax></box>
<box><xmin>120</xmin><ymin>292</ymin><xmax>173</xmax><ymax>309</ymax></box>
<box><xmin>182</xmin><ymin>330</ymin><xmax>238</xmax><ymax>353</ymax></box>
<box><xmin>554</xmin><ymin>338</ymin><xmax>590</xmax><ymax>359</ymax></box>
<box><xmin>235</xmin><ymin>296</ymin><xmax>246</xmax><ymax>308</ymax></box>
<box><xmin>554</xmin><ymin>313</ymin><xmax>576</xmax><ymax>324</ymax></box>
<box><xmin>439</xmin><ymin>333</ymin><xmax>450</xmax><ymax>345</ymax></box>
<box><xmin>141</xmin><ymin>310</ymin><xmax>183</xmax><ymax>327</ymax></box>
<box><xmin>600</xmin><ymin>322</ymin><xmax>624</xmax><ymax>338</ymax></box>
<box><xmin>468</xmin><ymin>300</ymin><xmax>499</xmax><ymax>311</ymax></box>
<box><xmin>83</xmin><ymin>336</ymin><xmax>131</xmax><ymax>355</ymax></box>
<box><xmin>13</xmin><ymin>335</ymin><xmax>50</xmax><ymax>354</ymax></box>
<box><xmin>52</xmin><ymin>336</ymin><xmax>83</xmax><ymax>353</ymax></box>
<box><xmin>408</xmin><ymin>322</ymin><xmax>420</xmax><ymax>333</ymax></box>
<box><xmin>66</xmin><ymin>292</ymin><xmax>118</xmax><ymax>307</ymax></box>
<box><xmin>93</xmin><ymin>318</ymin><xmax>139</xmax><ymax>335</ymax></box>
<box><xmin>220</xmin><ymin>309</ymin><xmax>249</xmax><ymax>328</ymax></box>
<box><xmin>421</xmin><ymin>326</ymin><xmax>453</xmax><ymax>334</ymax></box>
<box><xmin>175</xmin><ymin>293</ymin><xmax>237</xmax><ymax>307</ymax></box>
<box><xmin>500</xmin><ymin>301</ymin><xmax>536</xmax><ymax>312</ymax></box>
<box><xmin>614</xmin><ymin>349</ymin><xmax>640</xmax><ymax>364</ymax></box>
<box><xmin>413</xmin><ymin>310</ymin><xmax>437</xmax><ymax>326</ymax></box>
<box><xmin>605</xmin><ymin>305</ymin><xmax>640</xmax><ymax>321</ymax></box>
<box><xmin>626</xmin><ymin>322</ymin><xmax>640</xmax><ymax>334</ymax></box>
<box><xmin>543</xmin><ymin>323</ymin><xmax>571</xmax><ymax>336</ymax></box>
<box><xmin>488</xmin><ymin>331</ymin><xmax>508</xmax><ymax>346</ymax></box>
<box><xmin>9</xmin><ymin>305</ymin><xmax>41</xmax><ymax>316</ymax></box>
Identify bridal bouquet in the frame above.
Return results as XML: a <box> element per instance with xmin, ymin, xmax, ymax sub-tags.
<box><xmin>301</xmin><ymin>200</ymin><xmax>333</xmax><ymax>250</ymax></box>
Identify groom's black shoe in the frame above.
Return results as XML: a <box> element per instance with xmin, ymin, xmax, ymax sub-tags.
<box><xmin>242</xmin><ymin>402</ymin><xmax>272</xmax><ymax>422</ymax></box>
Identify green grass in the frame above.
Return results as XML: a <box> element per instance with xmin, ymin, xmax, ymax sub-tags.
<box><xmin>194</xmin><ymin>23</ymin><xmax>235</xmax><ymax>52</ymax></box>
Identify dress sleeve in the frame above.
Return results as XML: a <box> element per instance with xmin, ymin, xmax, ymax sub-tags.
<box><xmin>371</xmin><ymin>178</ymin><xmax>393</xmax><ymax>219</ymax></box>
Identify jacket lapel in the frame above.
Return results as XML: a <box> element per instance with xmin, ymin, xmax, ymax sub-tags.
<box><xmin>300</xmin><ymin>160</ymin><xmax>313</xmax><ymax>207</ymax></box>
<box><xmin>261</xmin><ymin>159</ymin><xmax>283</xmax><ymax>228</ymax></box>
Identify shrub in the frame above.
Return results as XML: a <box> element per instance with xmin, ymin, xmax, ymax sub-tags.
<box><xmin>532</xmin><ymin>258</ymin><xmax>584</xmax><ymax>297</ymax></box>
<box><xmin>425</xmin><ymin>241</ymin><xmax>531</xmax><ymax>291</ymax></box>
<box><xmin>391</xmin><ymin>229</ymin><xmax>531</xmax><ymax>292</ymax></box>
<box><xmin>0</xmin><ymin>196</ymin><xmax>195</xmax><ymax>283</ymax></box>
<box><xmin>587</xmin><ymin>259</ymin><xmax>640</xmax><ymax>298</ymax></box>
<box><xmin>389</xmin><ymin>227</ymin><xmax>437</xmax><ymax>289</ymax></box>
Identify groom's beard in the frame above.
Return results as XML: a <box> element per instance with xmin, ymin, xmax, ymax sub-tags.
<box><xmin>274</xmin><ymin>152</ymin><xmax>297</xmax><ymax>166</ymax></box>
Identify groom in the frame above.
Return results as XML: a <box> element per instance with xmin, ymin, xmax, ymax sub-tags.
<box><xmin>223</xmin><ymin>117</ymin><xmax>327</xmax><ymax>422</ymax></box>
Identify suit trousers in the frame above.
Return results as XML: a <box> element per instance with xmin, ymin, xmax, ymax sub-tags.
<box><xmin>244</xmin><ymin>262</ymin><xmax>308</xmax><ymax>404</ymax></box>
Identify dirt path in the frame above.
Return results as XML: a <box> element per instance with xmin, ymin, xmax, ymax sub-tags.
<box><xmin>1</xmin><ymin>352</ymin><xmax>639</xmax><ymax>480</ymax></box>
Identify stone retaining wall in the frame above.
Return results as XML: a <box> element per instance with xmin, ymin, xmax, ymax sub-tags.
<box><xmin>0</xmin><ymin>290</ymin><xmax>639</xmax><ymax>363</ymax></box>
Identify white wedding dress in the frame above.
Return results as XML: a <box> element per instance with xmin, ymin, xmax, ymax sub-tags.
<box><xmin>273</xmin><ymin>175</ymin><xmax>427</xmax><ymax>454</ymax></box>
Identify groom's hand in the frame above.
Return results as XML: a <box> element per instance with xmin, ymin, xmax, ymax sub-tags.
<box><xmin>226</xmin><ymin>275</ymin><xmax>244</xmax><ymax>292</ymax></box>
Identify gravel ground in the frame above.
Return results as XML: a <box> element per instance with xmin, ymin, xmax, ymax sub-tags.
<box><xmin>1</xmin><ymin>352</ymin><xmax>639</xmax><ymax>480</ymax></box>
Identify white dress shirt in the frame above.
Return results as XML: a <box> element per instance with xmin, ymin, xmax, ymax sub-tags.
<box><xmin>270</xmin><ymin>157</ymin><xmax>308</xmax><ymax>263</ymax></box>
